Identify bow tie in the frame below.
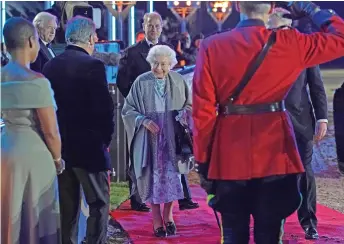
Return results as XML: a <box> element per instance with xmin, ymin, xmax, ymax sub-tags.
<box><xmin>149</xmin><ymin>44</ymin><xmax>155</xmax><ymax>48</ymax></box>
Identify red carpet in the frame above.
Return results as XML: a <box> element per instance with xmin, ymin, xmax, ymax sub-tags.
<box><xmin>110</xmin><ymin>185</ymin><xmax>344</xmax><ymax>244</ymax></box>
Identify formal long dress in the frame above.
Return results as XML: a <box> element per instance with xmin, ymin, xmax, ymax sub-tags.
<box><xmin>1</xmin><ymin>78</ymin><xmax>61</xmax><ymax>244</ymax></box>
<box><xmin>145</xmin><ymin>78</ymin><xmax>184</xmax><ymax>204</ymax></box>
<box><xmin>122</xmin><ymin>71</ymin><xmax>191</xmax><ymax>205</ymax></box>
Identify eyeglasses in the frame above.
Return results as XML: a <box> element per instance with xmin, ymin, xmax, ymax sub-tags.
<box><xmin>153</xmin><ymin>62</ymin><xmax>169</xmax><ymax>68</ymax></box>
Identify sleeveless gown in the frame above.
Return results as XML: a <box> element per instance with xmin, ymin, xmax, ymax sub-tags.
<box><xmin>1</xmin><ymin>78</ymin><xmax>61</xmax><ymax>244</ymax></box>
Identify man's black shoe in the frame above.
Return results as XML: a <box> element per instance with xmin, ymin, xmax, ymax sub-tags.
<box><xmin>131</xmin><ymin>203</ymin><xmax>151</xmax><ymax>212</ymax></box>
<box><xmin>305</xmin><ymin>227</ymin><xmax>319</xmax><ymax>240</ymax></box>
<box><xmin>179</xmin><ymin>199</ymin><xmax>199</xmax><ymax>210</ymax></box>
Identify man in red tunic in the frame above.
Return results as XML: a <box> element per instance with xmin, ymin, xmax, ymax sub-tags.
<box><xmin>192</xmin><ymin>1</ymin><xmax>344</xmax><ymax>243</ymax></box>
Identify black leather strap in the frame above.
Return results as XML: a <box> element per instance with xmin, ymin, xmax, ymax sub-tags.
<box><xmin>228</xmin><ymin>31</ymin><xmax>277</xmax><ymax>103</ymax></box>
<box><xmin>219</xmin><ymin>101</ymin><xmax>285</xmax><ymax>115</ymax></box>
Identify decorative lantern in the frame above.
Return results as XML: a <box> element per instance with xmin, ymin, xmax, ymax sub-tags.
<box><xmin>207</xmin><ymin>1</ymin><xmax>232</xmax><ymax>31</ymax></box>
<box><xmin>103</xmin><ymin>1</ymin><xmax>136</xmax><ymax>41</ymax></box>
<box><xmin>167</xmin><ymin>1</ymin><xmax>201</xmax><ymax>32</ymax></box>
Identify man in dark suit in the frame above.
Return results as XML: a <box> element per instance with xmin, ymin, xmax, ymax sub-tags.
<box><xmin>43</xmin><ymin>16</ymin><xmax>114</xmax><ymax>244</ymax></box>
<box><xmin>268</xmin><ymin>11</ymin><xmax>328</xmax><ymax>240</ymax></box>
<box><xmin>117</xmin><ymin>12</ymin><xmax>199</xmax><ymax>212</ymax></box>
<box><xmin>31</xmin><ymin>11</ymin><xmax>57</xmax><ymax>72</ymax></box>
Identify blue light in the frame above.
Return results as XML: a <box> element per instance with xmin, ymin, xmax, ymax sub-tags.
<box><xmin>149</xmin><ymin>0</ymin><xmax>154</xmax><ymax>13</ymax></box>
<box><xmin>1</xmin><ymin>1</ymin><xmax>5</xmax><ymax>42</ymax></box>
<box><xmin>44</xmin><ymin>1</ymin><xmax>54</xmax><ymax>9</ymax></box>
<box><xmin>111</xmin><ymin>3</ymin><xmax>116</xmax><ymax>40</ymax></box>
<box><xmin>130</xmin><ymin>6</ymin><xmax>135</xmax><ymax>45</ymax></box>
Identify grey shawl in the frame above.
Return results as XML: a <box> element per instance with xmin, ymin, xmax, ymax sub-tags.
<box><xmin>121</xmin><ymin>70</ymin><xmax>191</xmax><ymax>197</ymax></box>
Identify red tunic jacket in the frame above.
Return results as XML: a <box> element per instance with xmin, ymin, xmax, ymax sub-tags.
<box><xmin>193</xmin><ymin>14</ymin><xmax>344</xmax><ymax>180</ymax></box>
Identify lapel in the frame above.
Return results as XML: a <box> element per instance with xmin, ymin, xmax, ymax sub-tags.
<box><xmin>138</xmin><ymin>40</ymin><xmax>150</xmax><ymax>63</ymax></box>
<box><xmin>39</xmin><ymin>40</ymin><xmax>54</xmax><ymax>60</ymax></box>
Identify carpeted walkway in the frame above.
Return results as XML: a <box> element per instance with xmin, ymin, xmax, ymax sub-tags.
<box><xmin>110</xmin><ymin>185</ymin><xmax>344</xmax><ymax>244</ymax></box>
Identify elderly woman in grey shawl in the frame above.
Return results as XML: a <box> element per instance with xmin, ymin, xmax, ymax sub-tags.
<box><xmin>122</xmin><ymin>45</ymin><xmax>191</xmax><ymax>238</ymax></box>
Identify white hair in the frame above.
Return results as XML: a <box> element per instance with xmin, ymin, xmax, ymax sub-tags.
<box><xmin>146</xmin><ymin>45</ymin><xmax>178</xmax><ymax>68</ymax></box>
<box><xmin>33</xmin><ymin>12</ymin><xmax>57</xmax><ymax>29</ymax></box>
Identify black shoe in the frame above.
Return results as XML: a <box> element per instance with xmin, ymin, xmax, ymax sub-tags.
<box><xmin>305</xmin><ymin>227</ymin><xmax>319</xmax><ymax>240</ymax></box>
<box><xmin>153</xmin><ymin>227</ymin><xmax>167</xmax><ymax>238</ymax></box>
<box><xmin>179</xmin><ymin>199</ymin><xmax>199</xmax><ymax>210</ymax></box>
<box><xmin>131</xmin><ymin>203</ymin><xmax>151</xmax><ymax>212</ymax></box>
<box><xmin>165</xmin><ymin>222</ymin><xmax>177</xmax><ymax>236</ymax></box>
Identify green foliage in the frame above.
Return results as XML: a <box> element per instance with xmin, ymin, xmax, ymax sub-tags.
<box><xmin>110</xmin><ymin>182</ymin><xmax>129</xmax><ymax>210</ymax></box>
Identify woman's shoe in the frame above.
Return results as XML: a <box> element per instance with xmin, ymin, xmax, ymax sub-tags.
<box><xmin>165</xmin><ymin>222</ymin><xmax>177</xmax><ymax>236</ymax></box>
<box><xmin>153</xmin><ymin>227</ymin><xmax>167</xmax><ymax>238</ymax></box>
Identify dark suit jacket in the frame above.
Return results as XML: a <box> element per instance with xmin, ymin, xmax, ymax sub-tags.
<box><xmin>31</xmin><ymin>40</ymin><xmax>55</xmax><ymax>73</ymax></box>
<box><xmin>42</xmin><ymin>45</ymin><xmax>115</xmax><ymax>172</ymax></box>
<box><xmin>116</xmin><ymin>40</ymin><xmax>170</xmax><ymax>97</ymax></box>
<box><xmin>285</xmin><ymin>66</ymin><xmax>328</xmax><ymax>141</ymax></box>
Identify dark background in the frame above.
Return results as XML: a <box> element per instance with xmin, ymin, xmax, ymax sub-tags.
<box><xmin>4</xmin><ymin>1</ymin><xmax>344</xmax><ymax>68</ymax></box>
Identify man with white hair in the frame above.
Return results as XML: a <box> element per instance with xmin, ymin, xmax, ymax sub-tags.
<box><xmin>117</xmin><ymin>11</ymin><xmax>199</xmax><ymax>212</ymax></box>
<box><xmin>267</xmin><ymin>9</ymin><xmax>328</xmax><ymax>240</ymax></box>
<box><xmin>31</xmin><ymin>11</ymin><xmax>57</xmax><ymax>72</ymax></box>
<box><xmin>193</xmin><ymin>1</ymin><xmax>344</xmax><ymax>243</ymax></box>
<box><xmin>43</xmin><ymin>16</ymin><xmax>115</xmax><ymax>244</ymax></box>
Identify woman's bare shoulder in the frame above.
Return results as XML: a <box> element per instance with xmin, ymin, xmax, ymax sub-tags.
<box><xmin>1</xmin><ymin>65</ymin><xmax>45</xmax><ymax>82</ymax></box>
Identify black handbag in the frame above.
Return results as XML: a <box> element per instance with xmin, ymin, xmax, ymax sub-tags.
<box><xmin>173</xmin><ymin>110</ymin><xmax>195</xmax><ymax>174</ymax></box>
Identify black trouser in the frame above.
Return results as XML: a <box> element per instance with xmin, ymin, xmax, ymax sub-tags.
<box><xmin>129</xmin><ymin>171</ymin><xmax>192</xmax><ymax>205</ymax></box>
<box><xmin>295</xmin><ymin>134</ymin><xmax>317</xmax><ymax>229</ymax></box>
<box><xmin>58</xmin><ymin>168</ymin><xmax>110</xmax><ymax>244</ymax></box>
<box><xmin>214</xmin><ymin>175</ymin><xmax>301</xmax><ymax>244</ymax></box>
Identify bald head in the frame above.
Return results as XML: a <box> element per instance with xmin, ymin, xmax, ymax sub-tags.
<box><xmin>3</xmin><ymin>17</ymin><xmax>37</xmax><ymax>51</ymax></box>
<box><xmin>238</xmin><ymin>1</ymin><xmax>272</xmax><ymax>15</ymax></box>
<box><xmin>143</xmin><ymin>12</ymin><xmax>162</xmax><ymax>25</ymax></box>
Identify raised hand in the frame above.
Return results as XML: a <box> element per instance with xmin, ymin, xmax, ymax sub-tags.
<box><xmin>286</xmin><ymin>1</ymin><xmax>321</xmax><ymax>19</ymax></box>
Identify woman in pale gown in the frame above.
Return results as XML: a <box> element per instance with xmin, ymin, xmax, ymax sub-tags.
<box><xmin>1</xmin><ymin>17</ymin><xmax>63</xmax><ymax>244</ymax></box>
<box><xmin>122</xmin><ymin>45</ymin><xmax>192</xmax><ymax>237</ymax></box>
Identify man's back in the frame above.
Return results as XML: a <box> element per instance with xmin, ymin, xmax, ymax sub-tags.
<box><xmin>193</xmin><ymin>17</ymin><xmax>344</xmax><ymax>180</ymax></box>
<box><xmin>43</xmin><ymin>45</ymin><xmax>115</xmax><ymax>172</ymax></box>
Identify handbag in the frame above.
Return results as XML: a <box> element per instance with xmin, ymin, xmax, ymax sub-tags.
<box><xmin>173</xmin><ymin>110</ymin><xmax>195</xmax><ymax>174</ymax></box>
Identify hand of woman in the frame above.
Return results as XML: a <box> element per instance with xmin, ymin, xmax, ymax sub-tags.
<box><xmin>54</xmin><ymin>158</ymin><xmax>65</xmax><ymax>175</ymax></box>
<box><xmin>143</xmin><ymin>119</ymin><xmax>160</xmax><ymax>134</ymax></box>
<box><xmin>175</xmin><ymin>109</ymin><xmax>188</xmax><ymax>126</ymax></box>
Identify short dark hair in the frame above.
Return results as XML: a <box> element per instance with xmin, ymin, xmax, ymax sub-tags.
<box><xmin>3</xmin><ymin>17</ymin><xmax>36</xmax><ymax>51</ymax></box>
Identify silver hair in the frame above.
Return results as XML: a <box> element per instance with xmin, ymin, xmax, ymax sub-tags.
<box><xmin>143</xmin><ymin>12</ymin><xmax>163</xmax><ymax>24</ymax></box>
<box><xmin>146</xmin><ymin>45</ymin><xmax>178</xmax><ymax>68</ymax></box>
<box><xmin>33</xmin><ymin>12</ymin><xmax>57</xmax><ymax>29</ymax></box>
<box><xmin>239</xmin><ymin>2</ymin><xmax>271</xmax><ymax>14</ymax></box>
<box><xmin>65</xmin><ymin>16</ymin><xmax>96</xmax><ymax>45</ymax></box>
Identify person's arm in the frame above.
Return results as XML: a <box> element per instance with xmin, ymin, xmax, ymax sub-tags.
<box><xmin>116</xmin><ymin>48</ymin><xmax>131</xmax><ymax>97</ymax></box>
<box><xmin>291</xmin><ymin>3</ymin><xmax>344</xmax><ymax>67</ymax></box>
<box><xmin>92</xmin><ymin>50</ymin><xmax>121</xmax><ymax>66</ymax></box>
<box><xmin>87</xmin><ymin>60</ymin><xmax>115</xmax><ymax>146</ymax></box>
<box><xmin>307</xmin><ymin>66</ymin><xmax>328</xmax><ymax>121</ymax></box>
<box><xmin>36</xmin><ymin>106</ymin><xmax>62</xmax><ymax>161</ymax></box>
<box><xmin>192</xmin><ymin>41</ymin><xmax>217</xmax><ymax>164</ymax></box>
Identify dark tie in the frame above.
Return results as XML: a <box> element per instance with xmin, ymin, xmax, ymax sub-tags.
<box><xmin>149</xmin><ymin>44</ymin><xmax>154</xmax><ymax>48</ymax></box>
<box><xmin>46</xmin><ymin>43</ymin><xmax>51</xmax><ymax>48</ymax></box>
